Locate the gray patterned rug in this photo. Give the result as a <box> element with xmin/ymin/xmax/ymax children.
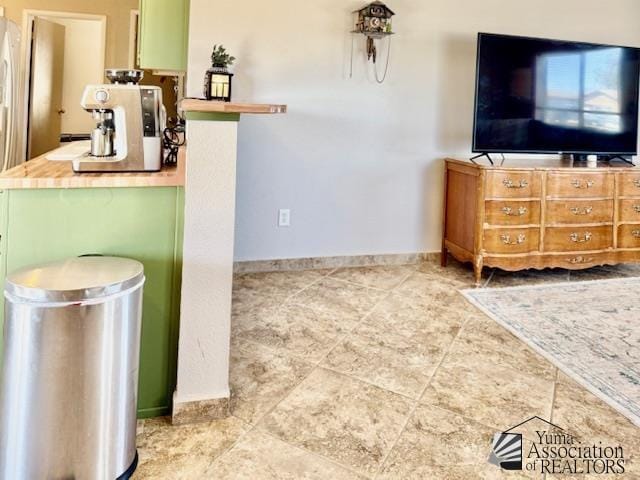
<box><xmin>462</xmin><ymin>278</ymin><xmax>640</xmax><ymax>427</ymax></box>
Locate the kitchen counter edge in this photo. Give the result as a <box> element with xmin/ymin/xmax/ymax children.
<box><xmin>0</xmin><ymin>148</ymin><xmax>185</xmax><ymax>189</ymax></box>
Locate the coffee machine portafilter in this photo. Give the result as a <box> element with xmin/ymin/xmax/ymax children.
<box><xmin>90</xmin><ymin>110</ymin><xmax>115</xmax><ymax>157</ymax></box>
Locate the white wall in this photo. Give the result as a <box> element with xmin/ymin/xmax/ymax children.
<box><xmin>45</xmin><ymin>17</ymin><xmax>103</xmax><ymax>134</ymax></box>
<box><xmin>187</xmin><ymin>0</ymin><xmax>640</xmax><ymax>262</ymax></box>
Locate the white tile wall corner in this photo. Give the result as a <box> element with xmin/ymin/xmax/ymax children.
<box><xmin>174</xmin><ymin>119</ymin><xmax>238</xmax><ymax>404</ymax></box>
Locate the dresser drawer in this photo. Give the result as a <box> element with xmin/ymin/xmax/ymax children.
<box><xmin>546</xmin><ymin>199</ymin><xmax>613</xmax><ymax>224</ymax></box>
<box><xmin>483</xmin><ymin>228</ymin><xmax>540</xmax><ymax>254</ymax></box>
<box><xmin>484</xmin><ymin>201</ymin><xmax>540</xmax><ymax>226</ymax></box>
<box><xmin>619</xmin><ymin>199</ymin><xmax>640</xmax><ymax>222</ymax></box>
<box><xmin>618</xmin><ymin>172</ymin><xmax>640</xmax><ymax>197</ymax></box>
<box><xmin>485</xmin><ymin>171</ymin><xmax>541</xmax><ymax>198</ymax></box>
<box><xmin>484</xmin><ymin>252</ymin><xmax>616</xmax><ymax>270</ymax></box>
<box><xmin>544</xmin><ymin>226</ymin><xmax>612</xmax><ymax>252</ymax></box>
<box><xmin>546</xmin><ymin>172</ymin><xmax>613</xmax><ymax>198</ymax></box>
<box><xmin>617</xmin><ymin>225</ymin><xmax>640</xmax><ymax>249</ymax></box>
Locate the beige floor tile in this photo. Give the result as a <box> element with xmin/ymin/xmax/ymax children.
<box><xmin>137</xmin><ymin>265</ymin><xmax>636</xmax><ymax>478</ymax></box>
<box><xmin>487</xmin><ymin>268</ymin><xmax>569</xmax><ymax>287</ymax></box>
<box><xmin>377</xmin><ymin>404</ymin><xmax>530</xmax><ymax>480</ymax></box>
<box><xmin>552</xmin><ymin>381</ymin><xmax>639</xmax><ymax>453</ymax></box>
<box><xmin>394</xmin><ymin>271</ymin><xmax>470</xmax><ymax>306</ymax></box>
<box><xmin>420</xmin><ymin>355</ymin><xmax>555</xmax><ymax>429</ymax></box>
<box><xmin>555</xmin><ymin>370</ymin><xmax>580</xmax><ymax>387</ymax></box>
<box><xmin>258</xmin><ymin>368</ymin><xmax>414</xmax><ymax>475</ymax></box>
<box><xmin>205</xmin><ymin>430</ymin><xmax>366</xmax><ymax>479</ymax></box>
<box><xmin>328</xmin><ymin>264</ymin><xmax>415</xmax><ymax>290</ymax></box>
<box><xmin>233</xmin><ymin>270</ymin><xmax>323</xmax><ymax>294</ymax></box>
<box><xmin>321</xmin><ymin>336</ymin><xmax>436</xmax><ymax>400</ymax></box>
<box><xmin>452</xmin><ymin>316</ymin><xmax>557</xmax><ymax>380</ymax></box>
<box><xmin>363</xmin><ymin>292</ymin><xmax>469</xmax><ymax>335</ymax></box>
<box><xmin>546</xmin><ymin>380</ymin><xmax>639</xmax><ymax>479</ymax></box>
<box><xmin>231</xmin><ymin>271</ymin><xmax>322</xmax><ymax>316</ymax></box>
<box><xmin>133</xmin><ymin>416</ymin><xmax>248</xmax><ymax>479</ymax></box>
<box><xmin>416</xmin><ymin>256</ymin><xmax>485</xmax><ymax>287</ymax></box>
<box><xmin>547</xmin><ymin>474</ymin><xmax>625</xmax><ymax>479</ymax></box>
<box><xmin>231</xmin><ymin>270</ymin><xmax>325</xmax><ymax>324</ymax></box>
<box><xmin>233</xmin><ymin>302</ymin><xmax>355</xmax><ymax>363</ymax></box>
<box><xmin>383</xmin><ymin>289</ymin><xmax>474</xmax><ymax>325</ymax></box>
<box><xmin>290</xmin><ymin>277</ymin><xmax>389</xmax><ymax>323</ymax></box>
<box><xmin>230</xmin><ymin>340</ymin><xmax>314</xmax><ymax>424</ymax></box>
<box><xmin>231</xmin><ymin>291</ymin><xmax>279</xmax><ymax>324</ymax></box>
<box><xmin>321</xmin><ymin>294</ymin><xmax>463</xmax><ymax>398</ymax></box>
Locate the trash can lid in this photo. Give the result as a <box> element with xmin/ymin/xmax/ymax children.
<box><xmin>5</xmin><ymin>256</ymin><xmax>144</xmax><ymax>303</ymax></box>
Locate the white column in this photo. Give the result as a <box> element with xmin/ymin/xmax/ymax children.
<box><xmin>173</xmin><ymin>117</ymin><xmax>238</xmax><ymax>420</ymax></box>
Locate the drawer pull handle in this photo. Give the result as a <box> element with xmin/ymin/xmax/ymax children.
<box><xmin>566</xmin><ymin>256</ymin><xmax>594</xmax><ymax>265</ymax></box>
<box><xmin>502</xmin><ymin>179</ymin><xmax>529</xmax><ymax>189</ymax></box>
<box><xmin>569</xmin><ymin>206</ymin><xmax>593</xmax><ymax>216</ymax></box>
<box><xmin>571</xmin><ymin>179</ymin><xmax>595</xmax><ymax>189</ymax></box>
<box><xmin>569</xmin><ymin>232</ymin><xmax>592</xmax><ymax>243</ymax></box>
<box><xmin>634</xmin><ymin>205</ymin><xmax>640</xmax><ymax>213</ymax></box>
<box><xmin>500</xmin><ymin>233</ymin><xmax>526</xmax><ymax>245</ymax></box>
<box><xmin>502</xmin><ymin>206</ymin><xmax>528</xmax><ymax>217</ymax></box>
<box><xmin>633</xmin><ymin>179</ymin><xmax>640</xmax><ymax>188</ymax></box>
<box><xmin>632</xmin><ymin>230</ymin><xmax>640</xmax><ymax>238</ymax></box>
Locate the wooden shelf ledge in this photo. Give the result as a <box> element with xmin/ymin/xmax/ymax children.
<box><xmin>180</xmin><ymin>98</ymin><xmax>287</xmax><ymax>114</ymax></box>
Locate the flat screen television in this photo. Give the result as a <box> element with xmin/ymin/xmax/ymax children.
<box><xmin>473</xmin><ymin>33</ymin><xmax>640</xmax><ymax>156</ymax></box>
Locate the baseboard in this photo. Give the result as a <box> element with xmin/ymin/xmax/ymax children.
<box><xmin>234</xmin><ymin>251</ymin><xmax>441</xmax><ymax>274</ymax></box>
<box><xmin>171</xmin><ymin>394</ymin><xmax>230</xmax><ymax>425</ymax></box>
<box><xmin>137</xmin><ymin>405</ymin><xmax>170</xmax><ymax>419</ymax></box>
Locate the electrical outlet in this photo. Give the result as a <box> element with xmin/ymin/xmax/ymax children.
<box><xmin>278</xmin><ymin>209</ymin><xmax>291</xmax><ymax>227</ymax></box>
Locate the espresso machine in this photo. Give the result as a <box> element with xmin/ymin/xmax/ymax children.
<box><xmin>73</xmin><ymin>69</ymin><xmax>164</xmax><ymax>172</ymax></box>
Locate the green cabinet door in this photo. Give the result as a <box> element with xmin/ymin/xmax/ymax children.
<box><xmin>0</xmin><ymin>187</ymin><xmax>183</xmax><ymax>418</ymax></box>
<box><xmin>138</xmin><ymin>0</ymin><xmax>190</xmax><ymax>71</ymax></box>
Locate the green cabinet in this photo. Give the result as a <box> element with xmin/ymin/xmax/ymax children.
<box><xmin>138</xmin><ymin>0</ymin><xmax>190</xmax><ymax>71</ymax></box>
<box><xmin>0</xmin><ymin>187</ymin><xmax>184</xmax><ymax>418</ymax></box>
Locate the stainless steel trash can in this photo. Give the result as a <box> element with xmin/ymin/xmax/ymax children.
<box><xmin>0</xmin><ymin>256</ymin><xmax>145</xmax><ymax>480</ymax></box>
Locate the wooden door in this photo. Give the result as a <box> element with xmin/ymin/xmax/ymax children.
<box><xmin>27</xmin><ymin>18</ymin><xmax>65</xmax><ymax>159</ymax></box>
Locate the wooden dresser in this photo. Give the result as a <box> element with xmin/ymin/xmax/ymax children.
<box><xmin>442</xmin><ymin>158</ymin><xmax>640</xmax><ymax>283</ymax></box>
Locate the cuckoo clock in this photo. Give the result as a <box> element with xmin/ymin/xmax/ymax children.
<box><xmin>351</xmin><ymin>1</ymin><xmax>395</xmax><ymax>83</ymax></box>
<box><xmin>354</xmin><ymin>1</ymin><xmax>394</xmax><ymax>37</ymax></box>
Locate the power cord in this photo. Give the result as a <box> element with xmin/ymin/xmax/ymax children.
<box><xmin>163</xmin><ymin>116</ymin><xmax>185</xmax><ymax>165</ymax></box>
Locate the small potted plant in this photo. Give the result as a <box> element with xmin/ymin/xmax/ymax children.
<box><xmin>204</xmin><ymin>44</ymin><xmax>236</xmax><ymax>102</ymax></box>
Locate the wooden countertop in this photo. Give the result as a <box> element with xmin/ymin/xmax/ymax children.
<box><xmin>181</xmin><ymin>98</ymin><xmax>287</xmax><ymax>114</ymax></box>
<box><xmin>0</xmin><ymin>148</ymin><xmax>185</xmax><ymax>189</ymax></box>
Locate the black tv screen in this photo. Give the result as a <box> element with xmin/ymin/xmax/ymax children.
<box><xmin>473</xmin><ymin>33</ymin><xmax>640</xmax><ymax>155</ymax></box>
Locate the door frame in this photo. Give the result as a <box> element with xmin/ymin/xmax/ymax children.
<box><xmin>19</xmin><ymin>10</ymin><xmax>106</xmax><ymax>162</ymax></box>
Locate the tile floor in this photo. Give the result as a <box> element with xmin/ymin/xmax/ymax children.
<box><xmin>133</xmin><ymin>259</ymin><xmax>640</xmax><ymax>479</ymax></box>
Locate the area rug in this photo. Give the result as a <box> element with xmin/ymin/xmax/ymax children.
<box><xmin>461</xmin><ymin>278</ymin><xmax>640</xmax><ymax>427</ymax></box>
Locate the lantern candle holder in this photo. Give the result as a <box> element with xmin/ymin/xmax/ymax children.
<box><xmin>204</xmin><ymin>68</ymin><xmax>234</xmax><ymax>102</ymax></box>
<box><xmin>203</xmin><ymin>45</ymin><xmax>236</xmax><ymax>102</ymax></box>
